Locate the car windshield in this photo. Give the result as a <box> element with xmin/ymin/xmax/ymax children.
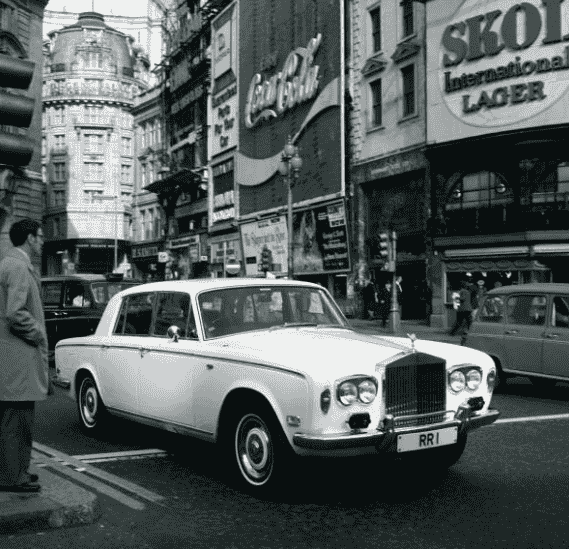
<box><xmin>198</xmin><ymin>285</ymin><xmax>348</xmax><ymax>339</ymax></box>
<box><xmin>90</xmin><ymin>282</ymin><xmax>141</xmax><ymax>305</ymax></box>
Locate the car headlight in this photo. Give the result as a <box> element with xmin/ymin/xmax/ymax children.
<box><xmin>358</xmin><ymin>379</ymin><xmax>377</xmax><ymax>404</ymax></box>
<box><xmin>466</xmin><ymin>369</ymin><xmax>482</xmax><ymax>391</ymax></box>
<box><xmin>338</xmin><ymin>381</ymin><xmax>358</xmax><ymax>406</ymax></box>
<box><xmin>449</xmin><ymin>370</ymin><xmax>466</xmax><ymax>393</ymax></box>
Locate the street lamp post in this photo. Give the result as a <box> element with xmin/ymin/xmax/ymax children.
<box><xmin>278</xmin><ymin>136</ymin><xmax>302</xmax><ymax>280</ymax></box>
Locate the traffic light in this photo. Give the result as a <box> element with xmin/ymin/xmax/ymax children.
<box><xmin>260</xmin><ymin>246</ymin><xmax>273</xmax><ymax>272</ymax></box>
<box><xmin>378</xmin><ymin>232</ymin><xmax>390</xmax><ymax>259</ymax></box>
<box><xmin>0</xmin><ymin>53</ymin><xmax>36</xmax><ymax>167</ymax></box>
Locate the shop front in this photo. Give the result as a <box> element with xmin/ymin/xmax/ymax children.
<box><xmin>355</xmin><ymin>149</ymin><xmax>429</xmax><ymax>320</ymax></box>
<box><xmin>168</xmin><ymin>234</ymin><xmax>208</xmax><ymax>279</ymax></box>
<box><xmin>209</xmin><ymin>233</ymin><xmax>243</xmax><ymax>278</ymax></box>
<box><xmin>426</xmin><ymin>0</ymin><xmax>569</xmax><ymax>327</ymax></box>
<box><xmin>131</xmin><ymin>242</ymin><xmax>161</xmax><ymax>281</ymax></box>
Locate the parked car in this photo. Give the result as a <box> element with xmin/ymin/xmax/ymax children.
<box><xmin>41</xmin><ymin>273</ymin><xmax>143</xmax><ymax>365</ymax></box>
<box><xmin>54</xmin><ymin>278</ymin><xmax>499</xmax><ymax>494</ymax></box>
<box><xmin>467</xmin><ymin>283</ymin><xmax>569</xmax><ymax>388</ymax></box>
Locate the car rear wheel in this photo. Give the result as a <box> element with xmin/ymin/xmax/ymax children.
<box><xmin>77</xmin><ymin>375</ymin><xmax>106</xmax><ymax>434</ymax></box>
<box><xmin>225</xmin><ymin>404</ymin><xmax>294</xmax><ymax>495</ymax></box>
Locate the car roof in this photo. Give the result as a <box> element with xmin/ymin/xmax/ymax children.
<box><xmin>487</xmin><ymin>283</ymin><xmax>569</xmax><ymax>295</ymax></box>
<box><xmin>114</xmin><ymin>277</ymin><xmax>324</xmax><ymax>297</ymax></box>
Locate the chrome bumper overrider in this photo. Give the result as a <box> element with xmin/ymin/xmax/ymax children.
<box><xmin>292</xmin><ymin>405</ymin><xmax>500</xmax><ymax>451</ymax></box>
<box><xmin>52</xmin><ymin>377</ymin><xmax>71</xmax><ymax>390</ymax></box>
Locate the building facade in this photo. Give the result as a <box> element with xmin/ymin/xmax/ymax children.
<box><xmin>235</xmin><ymin>0</ymin><xmax>350</xmax><ymax>307</ymax></box>
<box><xmin>0</xmin><ymin>0</ymin><xmax>49</xmax><ymax>273</ymax></box>
<box><xmin>42</xmin><ymin>12</ymin><xmax>149</xmax><ymax>275</ymax></box>
<box><xmin>350</xmin><ymin>0</ymin><xmax>430</xmax><ymax>320</ymax></box>
<box><xmin>426</xmin><ymin>0</ymin><xmax>569</xmax><ymax>327</ymax></box>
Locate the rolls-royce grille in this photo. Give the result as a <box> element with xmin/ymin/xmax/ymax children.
<box><xmin>384</xmin><ymin>354</ymin><xmax>446</xmax><ymax>428</ymax></box>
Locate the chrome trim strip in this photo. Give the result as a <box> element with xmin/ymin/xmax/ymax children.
<box><xmin>292</xmin><ymin>408</ymin><xmax>500</xmax><ymax>450</ymax></box>
<box><xmin>107</xmin><ymin>407</ymin><xmax>215</xmax><ymax>442</ymax></box>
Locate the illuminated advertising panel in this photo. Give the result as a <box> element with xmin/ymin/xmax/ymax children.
<box><xmin>427</xmin><ymin>0</ymin><xmax>569</xmax><ymax>143</ymax></box>
<box><xmin>236</xmin><ymin>0</ymin><xmax>344</xmax><ymax>216</ymax></box>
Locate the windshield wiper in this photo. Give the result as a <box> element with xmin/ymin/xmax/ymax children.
<box><xmin>268</xmin><ymin>322</ymin><xmax>318</xmax><ymax>331</ymax></box>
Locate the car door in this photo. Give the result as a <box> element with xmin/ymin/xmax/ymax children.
<box><xmin>502</xmin><ymin>293</ymin><xmax>546</xmax><ymax>375</ymax></box>
<box><xmin>60</xmin><ymin>280</ymin><xmax>98</xmax><ymax>341</ymax></box>
<box><xmin>467</xmin><ymin>294</ymin><xmax>506</xmax><ymax>361</ymax></box>
<box><xmin>137</xmin><ymin>291</ymin><xmax>201</xmax><ymax>427</ymax></box>
<box><xmin>96</xmin><ymin>292</ymin><xmax>155</xmax><ymax>413</ymax></box>
<box><xmin>542</xmin><ymin>294</ymin><xmax>569</xmax><ymax>379</ymax></box>
<box><xmin>41</xmin><ymin>280</ymin><xmax>64</xmax><ymax>363</ymax></box>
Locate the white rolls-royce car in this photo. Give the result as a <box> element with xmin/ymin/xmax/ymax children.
<box><xmin>54</xmin><ymin>279</ymin><xmax>499</xmax><ymax>494</ymax></box>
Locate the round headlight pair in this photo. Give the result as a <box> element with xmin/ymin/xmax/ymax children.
<box><xmin>338</xmin><ymin>379</ymin><xmax>377</xmax><ymax>406</ymax></box>
<box><xmin>449</xmin><ymin>368</ymin><xmax>482</xmax><ymax>393</ymax></box>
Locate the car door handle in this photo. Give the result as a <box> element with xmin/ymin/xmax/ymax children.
<box><xmin>505</xmin><ymin>330</ymin><xmax>518</xmax><ymax>335</ymax></box>
<box><xmin>546</xmin><ymin>333</ymin><xmax>560</xmax><ymax>339</ymax></box>
<box><xmin>139</xmin><ymin>347</ymin><xmax>150</xmax><ymax>357</ymax></box>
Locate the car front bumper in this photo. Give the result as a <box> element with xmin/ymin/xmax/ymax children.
<box><xmin>292</xmin><ymin>404</ymin><xmax>500</xmax><ymax>451</ymax></box>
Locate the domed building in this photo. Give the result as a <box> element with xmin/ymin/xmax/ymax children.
<box><xmin>42</xmin><ymin>12</ymin><xmax>149</xmax><ymax>275</ymax></box>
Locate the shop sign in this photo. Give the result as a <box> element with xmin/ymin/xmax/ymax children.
<box><xmin>212</xmin><ymin>207</ymin><xmax>235</xmax><ymax>223</ymax></box>
<box><xmin>244</xmin><ymin>34</ymin><xmax>321</xmax><ymax>129</ymax></box>
<box><xmin>158</xmin><ymin>251</ymin><xmax>169</xmax><ymax>263</ymax></box>
<box><xmin>366</xmin><ymin>152</ymin><xmax>425</xmax><ymax>182</ymax></box>
<box><xmin>210</xmin><ymin>239</ymin><xmax>239</xmax><ymax>264</ymax></box>
<box><xmin>132</xmin><ymin>245</ymin><xmax>158</xmax><ymax>259</ymax></box>
<box><xmin>241</xmin><ymin>216</ymin><xmax>288</xmax><ymax>276</ymax></box>
<box><xmin>170</xmin><ymin>235</ymin><xmax>199</xmax><ymax>249</ymax></box>
<box><xmin>189</xmin><ymin>244</ymin><xmax>200</xmax><ymax>262</ymax></box>
<box><xmin>430</xmin><ymin>0</ymin><xmax>569</xmax><ymax>136</ymax></box>
<box><xmin>212</xmin><ymin>3</ymin><xmax>235</xmax><ymax>79</ymax></box>
<box><xmin>213</xmin><ymin>189</ymin><xmax>235</xmax><ymax>223</ymax></box>
<box><xmin>212</xmin><ymin>91</ymin><xmax>237</xmax><ymax>155</ymax></box>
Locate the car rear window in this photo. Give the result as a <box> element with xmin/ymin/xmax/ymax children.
<box><xmin>42</xmin><ymin>282</ymin><xmax>63</xmax><ymax>306</ymax></box>
<box><xmin>506</xmin><ymin>294</ymin><xmax>547</xmax><ymax>326</ymax></box>
<box><xmin>478</xmin><ymin>295</ymin><xmax>504</xmax><ymax>323</ymax></box>
<box><xmin>91</xmin><ymin>282</ymin><xmax>140</xmax><ymax>304</ymax></box>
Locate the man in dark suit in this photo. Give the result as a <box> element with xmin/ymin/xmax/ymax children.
<box><xmin>0</xmin><ymin>219</ymin><xmax>49</xmax><ymax>492</ymax></box>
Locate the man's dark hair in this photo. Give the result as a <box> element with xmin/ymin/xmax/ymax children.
<box><xmin>9</xmin><ymin>218</ymin><xmax>41</xmax><ymax>247</ymax></box>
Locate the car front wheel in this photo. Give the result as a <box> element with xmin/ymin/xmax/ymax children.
<box><xmin>77</xmin><ymin>375</ymin><xmax>106</xmax><ymax>434</ymax></box>
<box><xmin>228</xmin><ymin>406</ymin><xmax>293</xmax><ymax>495</ymax></box>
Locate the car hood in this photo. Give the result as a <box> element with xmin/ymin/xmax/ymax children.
<box><xmin>205</xmin><ymin>328</ymin><xmax>472</xmax><ymax>380</ymax></box>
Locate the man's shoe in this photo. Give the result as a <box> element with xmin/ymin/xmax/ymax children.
<box><xmin>0</xmin><ymin>482</ymin><xmax>41</xmax><ymax>493</ymax></box>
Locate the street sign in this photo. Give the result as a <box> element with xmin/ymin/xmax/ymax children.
<box><xmin>225</xmin><ymin>260</ymin><xmax>240</xmax><ymax>275</ymax></box>
<box><xmin>158</xmin><ymin>251</ymin><xmax>169</xmax><ymax>263</ymax></box>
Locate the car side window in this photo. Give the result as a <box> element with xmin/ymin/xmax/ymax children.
<box><xmin>113</xmin><ymin>293</ymin><xmax>155</xmax><ymax>336</ymax></box>
<box><xmin>552</xmin><ymin>296</ymin><xmax>569</xmax><ymax>328</ymax></box>
<box><xmin>42</xmin><ymin>282</ymin><xmax>63</xmax><ymax>306</ymax></box>
<box><xmin>478</xmin><ymin>296</ymin><xmax>504</xmax><ymax>323</ymax></box>
<box><xmin>64</xmin><ymin>282</ymin><xmax>91</xmax><ymax>308</ymax></box>
<box><xmin>152</xmin><ymin>292</ymin><xmax>191</xmax><ymax>338</ymax></box>
<box><xmin>506</xmin><ymin>294</ymin><xmax>547</xmax><ymax>326</ymax></box>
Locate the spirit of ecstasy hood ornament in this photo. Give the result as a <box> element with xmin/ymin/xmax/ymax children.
<box><xmin>407</xmin><ymin>333</ymin><xmax>417</xmax><ymax>352</ymax></box>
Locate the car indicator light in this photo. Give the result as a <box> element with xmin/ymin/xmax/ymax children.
<box><xmin>320</xmin><ymin>389</ymin><xmax>331</xmax><ymax>414</ymax></box>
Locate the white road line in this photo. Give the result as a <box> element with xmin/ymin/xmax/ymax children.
<box><xmin>33</xmin><ymin>442</ymin><xmax>166</xmax><ymax>505</ymax></box>
<box><xmin>71</xmin><ymin>449</ymin><xmax>167</xmax><ymax>461</ymax></box>
<box><xmin>495</xmin><ymin>412</ymin><xmax>569</xmax><ymax>424</ymax></box>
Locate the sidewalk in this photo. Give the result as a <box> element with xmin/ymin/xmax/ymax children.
<box><xmin>0</xmin><ymin>462</ymin><xmax>100</xmax><ymax>534</ymax></box>
<box><xmin>348</xmin><ymin>317</ymin><xmax>460</xmax><ymax>345</ymax></box>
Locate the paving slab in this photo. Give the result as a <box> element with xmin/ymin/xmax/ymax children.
<box><xmin>0</xmin><ymin>465</ymin><xmax>100</xmax><ymax>534</ymax></box>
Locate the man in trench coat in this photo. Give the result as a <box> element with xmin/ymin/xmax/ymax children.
<box><xmin>0</xmin><ymin>218</ymin><xmax>49</xmax><ymax>492</ymax></box>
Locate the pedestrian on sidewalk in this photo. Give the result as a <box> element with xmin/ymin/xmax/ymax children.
<box><xmin>377</xmin><ymin>281</ymin><xmax>392</xmax><ymax>328</ymax></box>
<box><xmin>0</xmin><ymin>219</ymin><xmax>50</xmax><ymax>493</ymax></box>
<box><xmin>362</xmin><ymin>278</ymin><xmax>378</xmax><ymax>320</ymax></box>
<box><xmin>449</xmin><ymin>279</ymin><xmax>473</xmax><ymax>345</ymax></box>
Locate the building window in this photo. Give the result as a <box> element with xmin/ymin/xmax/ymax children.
<box><xmin>154</xmin><ymin>209</ymin><xmax>161</xmax><ymax>238</ymax></box>
<box><xmin>0</xmin><ymin>3</ymin><xmax>15</xmax><ymax>29</ymax></box>
<box><xmin>84</xmin><ymin>162</ymin><xmax>104</xmax><ymax>181</ymax></box>
<box><xmin>401</xmin><ymin>0</ymin><xmax>414</xmax><ymax>38</ymax></box>
<box><xmin>84</xmin><ymin>190</ymin><xmax>103</xmax><ymax>201</ymax></box>
<box><xmin>139</xmin><ymin>211</ymin><xmax>146</xmax><ymax>241</ymax></box>
<box><xmin>42</xmin><ymin>136</ymin><xmax>47</xmax><ymax>156</ymax></box>
<box><xmin>52</xmin><ymin>106</ymin><xmax>65</xmax><ymax>125</ymax></box>
<box><xmin>85</xmin><ymin>105</ymin><xmax>102</xmax><ymax>123</ymax></box>
<box><xmin>53</xmin><ymin>217</ymin><xmax>60</xmax><ymax>237</ymax></box>
<box><xmin>54</xmin><ymin>134</ymin><xmax>65</xmax><ymax>148</ymax></box>
<box><xmin>121</xmin><ymin>164</ymin><xmax>132</xmax><ymax>183</ymax></box>
<box><xmin>84</xmin><ymin>133</ymin><xmax>103</xmax><ymax>154</ymax></box>
<box><xmin>122</xmin><ymin>136</ymin><xmax>132</xmax><ymax>155</ymax></box>
<box><xmin>139</xmin><ymin>124</ymin><xmax>146</xmax><ymax>148</ymax></box>
<box><xmin>370</xmin><ymin>7</ymin><xmax>381</xmax><ymax>52</ymax></box>
<box><xmin>370</xmin><ymin>79</ymin><xmax>382</xmax><ymax>127</ymax></box>
<box><xmin>401</xmin><ymin>64</ymin><xmax>416</xmax><ymax>118</ymax></box>
<box><xmin>156</xmin><ymin>120</ymin><xmax>162</xmax><ymax>144</ymax></box>
<box><xmin>53</xmin><ymin>162</ymin><xmax>66</xmax><ymax>181</ymax></box>
<box><xmin>141</xmin><ymin>162</ymin><xmax>148</xmax><ymax>188</ymax></box>
<box><xmin>52</xmin><ymin>190</ymin><xmax>66</xmax><ymax>206</ymax></box>
<box><xmin>84</xmin><ymin>51</ymin><xmax>102</xmax><ymax>69</ymax></box>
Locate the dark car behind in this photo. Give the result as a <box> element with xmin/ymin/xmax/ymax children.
<box><xmin>41</xmin><ymin>273</ymin><xmax>143</xmax><ymax>366</ymax></box>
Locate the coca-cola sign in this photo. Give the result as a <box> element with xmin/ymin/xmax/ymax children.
<box><xmin>244</xmin><ymin>34</ymin><xmax>321</xmax><ymax>129</ymax></box>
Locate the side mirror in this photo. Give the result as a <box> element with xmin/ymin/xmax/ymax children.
<box><xmin>167</xmin><ymin>325</ymin><xmax>180</xmax><ymax>342</ymax></box>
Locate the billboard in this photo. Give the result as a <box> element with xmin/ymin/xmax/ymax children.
<box><xmin>427</xmin><ymin>0</ymin><xmax>569</xmax><ymax>144</ymax></box>
<box><xmin>236</xmin><ymin>0</ymin><xmax>344</xmax><ymax>216</ymax></box>
<box><xmin>241</xmin><ymin>216</ymin><xmax>288</xmax><ymax>277</ymax></box>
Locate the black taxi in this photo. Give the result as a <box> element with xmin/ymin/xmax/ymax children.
<box><xmin>41</xmin><ymin>273</ymin><xmax>143</xmax><ymax>365</ymax></box>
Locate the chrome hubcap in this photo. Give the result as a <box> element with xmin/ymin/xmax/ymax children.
<box><xmin>236</xmin><ymin>415</ymin><xmax>273</xmax><ymax>485</ymax></box>
<box><xmin>81</xmin><ymin>383</ymin><xmax>98</xmax><ymax>425</ymax></box>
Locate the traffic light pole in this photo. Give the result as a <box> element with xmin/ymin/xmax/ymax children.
<box><xmin>389</xmin><ymin>230</ymin><xmax>401</xmax><ymax>334</ymax></box>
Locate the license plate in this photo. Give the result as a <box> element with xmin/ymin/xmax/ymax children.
<box><xmin>397</xmin><ymin>426</ymin><xmax>458</xmax><ymax>453</ymax></box>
